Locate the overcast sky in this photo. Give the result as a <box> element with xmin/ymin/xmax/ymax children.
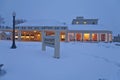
<box><xmin>0</xmin><ymin>0</ymin><xmax>120</xmax><ymax>33</ymax></box>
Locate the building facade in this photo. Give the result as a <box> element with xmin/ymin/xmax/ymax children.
<box><xmin>72</xmin><ymin>16</ymin><xmax>98</xmax><ymax>25</ymax></box>
<box><xmin>0</xmin><ymin>17</ymin><xmax>112</xmax><ymax>42</ymax></box>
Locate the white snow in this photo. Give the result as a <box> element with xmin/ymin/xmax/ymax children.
<box><xmin>16</xmin><ymin>19</ymin><xmax>66</xmax><ymax>27</ymax></box>
<box><xmin>0</xmin><ymin>40</ymin><xmax>120</xmax><ymax>80</ymax></box>
<box><xmin>68</xmin><ymin>24</ymin><xmax>111</xmax><ymax>31</ymax></box>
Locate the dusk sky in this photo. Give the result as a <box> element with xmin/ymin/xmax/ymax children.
<box><xmin>0</xmin><ymin>0</ymin><xmax>120</xmax><ymax>33</ymax></box>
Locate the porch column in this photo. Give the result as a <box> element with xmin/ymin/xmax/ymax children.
<box><xmin>90</xmin><ymin>33</ymin><xmax>92</xmax><ymax>41</ymax></box>
<box><xmin>97</xmin><ymin>33</ymin><xmax>99</xmax><ymax>42</ymax></box>
<box><xmin>42</xmin><ymin>31</ymin><xmax>46</xmax><ymax>51</ymax></box>
<box><xmin>29</xmin><ymin>32</ymin><xmax>31</xmax><ymax>40</ymax></box>
<box><xmin>98</xmin><ymin>33</ymin><xmax>101</xmax><ymax>42</ymax></box>
<box><xmin>109</xmin><ymin>34</ymin><xmax>112</xmax><ymax>42</ymax></box>
<box><xmin>106</xmin><ymin>33</ymin><xmax>109</xmax><ymax>42</ymax></box>
<box><xmin>18</xmin><ymin>31</ymin><xmax>21</xmax><ymax>41</ymax></box>
<box><xmin>65</xmin><ymin>31</ymin><xmax>68</xmax><ymax>42</ymax></box>
<box><xmin>82</xmin><ymin>32</ymin><xmax>84</xmax><ymax>41</ymax></box>
<box><xmin>74</xmin><ymin>33</ymin><xmax>76</xmax><ymax>41</ymax></box>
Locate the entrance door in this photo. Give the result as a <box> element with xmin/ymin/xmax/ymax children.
<box><xmin>76</xmin><ymin>33</ymin><xmax>81</xmax><ymax>41</ymax></box>
<box><xmin>84</xmin><ymin>33</ymin><xmax>90</xmax><ymax>41</ymax></box>
<box><xmin>101</xmin><ymin>34</ymin><xmax>106</xmax><ymax>41</ymax></box>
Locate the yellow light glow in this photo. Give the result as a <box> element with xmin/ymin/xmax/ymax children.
<box><xmin>92</xmin><ymin>34</ymin><xmax>94</xmax><ymax>37</ymax></box>
<box><xmin>21</xmin><ymin>36</ymin><xmax>25</xmax><ymax>38</ymax></box>
<box><xmin>83</xmin><ymin>22</ymin><xmax>87</xmax><ymax>24</ymax></box>
<box><xmin>84</xmin><ymin>33</ymin><xmax>90</xmax><ymax>41</ymax></box>
<box><xmin>26</xmin><ymin>36</ymin><xmax>29</xmax><ymax>38</ymax></box>
<box><xmin>34</xmin><ymin>31</ymin><xmax>36</xmax><ymax>32</ymax></box>
<box><xmin>61</xmin><ymin>35</ymin><xmax>65</xmax><ymax>39</ymax></box>
<box><xmin>15</xmin><ymin>36</ymin><xmax>18</xmax><ymax>38</ymax></box>
<box><xmin>38</xmin><ymin>34</ymin><xmax>40</xmax><ymax>36</ymax></box>
<box><xmin>31</xmin><ymin>36</ymin><xmax>34</xmax><ymax>38</ymax></box>
<box><xmin>15</xmin><ymin>30</ymin><xmax>17</xmax><ymax>32</ymax></box>
<box><xmin>76</xmin><ymin>21</ymin><xmax>79</xmax><ymax>24</ymax></box>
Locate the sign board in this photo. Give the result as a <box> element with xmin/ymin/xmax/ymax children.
<box><xmin>42</xmin><ymin>31</ymin><xmax>60</xmax><ymax>59</ymax></box>
<box><xmin>44</xmin><ymin>36</ymin><xmax>55</xmax><ymax>47</ymax></box>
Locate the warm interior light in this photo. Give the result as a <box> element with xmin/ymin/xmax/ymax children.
<box><xmin>26</xmin><ymin>36</ymin><xmax>29</xmax><ymax>38</ymax></box>
<box><xmin>83</xmin><ymin>22</ymin><xmax>87</xmax><ymax>24</ymax></box>
<box><xmin>15</xmin><ymin>30</ymin><xmax>17</xmax><ymax>32</ymax></box>
<box><xmin>76</xmin><ymin>33</ymin><xmax>81</xmax><ymax>41</ymax></box>
<box><xmin>21</xmin><ymin>36</ymin><xmax>25</xmax><ymax>38</ymax></box>
<box><xmin>61</xmin><ymin>35</ymin><xmax>65</xmax><ymax>39</ymax></box>
<box><xmin>76</xmin><ymin>21</ymin><xmax>79</xmax><ymax>24</ymax></box>
<box><xmin>34</xmin><ymin>31</ymin><xmax>36</xmax><ymax>32</ymax></box>
<box><xmin>31</xmin><ymin>36</ymin><xmax>34</xmax><ymax>38</ymax></box>
<box><xmin>84</xmin><ymin>33</ymin><xmax>90</xmax><ymax>41</ymax></box>
<box><xmin>15</xmin><ymin>36</ymin><xmax>18</xmax><ymax>38</ymax></box>
<box><xmin>92</xmin><ymin>33</ymin><xmax>97</xmax><ymax>41</ymax></box>
<box><xmin>38</xmin><ymin>34</ymin><xmax>40</xmax><ymax>36</ymax></box>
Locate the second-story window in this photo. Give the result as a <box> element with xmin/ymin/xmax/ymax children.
<box><xmin>34</xmin><ymin>27</ymin><xmax>39</xmax><ymax>30</ymax></box>
<box><xmin>28</xmin><ymin>27</ymin><xmax>32</xmax><ymax>29</ymax></box>
<box><xmin>21</xmin><ymin>27</ymin><xmax>26</xmax><ymax>29</ymax></box>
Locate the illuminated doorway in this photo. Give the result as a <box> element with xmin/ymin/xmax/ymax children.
<box><xmin>101</xmin><ymin>34</ymin><xmax>106</xmax><ymax>41</ymax></box>
<box><xmin>76</xmin><ymin>33</ymin><xmax>81</xmax><ymax>41</ymax></box>
<box><xmin>68</xmin><ymin>33</ymin><xmax>75</xmax><ymax>41</ymax></box>
<box><xmin>84</xmin><ymin>33</ymin><xmax>90</xmax><ymax>41</ymax></box>
<box><xmin>60</xmin><ymin>32</ymin><xmax>65</xmax><ymax>41</ymax></box>
<box><xmin>92</xmin><ymin>33</ymin><xmax>97</xmax><ymax>41</ymax></box>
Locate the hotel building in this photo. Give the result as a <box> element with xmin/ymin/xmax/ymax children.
<box><xmin>0</xmin><ymin>17</ymin><xmax>112</xmax><ymax>42</ymax></box>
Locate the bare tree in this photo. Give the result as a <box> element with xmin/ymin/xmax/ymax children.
<box><xmin>0</xmin><ymin>16</ymin><xmax>5</xmax><ymax>26</ymax></box>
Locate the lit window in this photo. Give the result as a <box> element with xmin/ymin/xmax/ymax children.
<box><xmin>84</xmin><ymin>33</ymin><xmax>90</xmax><ymax>41</ymax></box>
<box><xmin>83</xmin><ymin>22</ymin><xmax>87</xmax><ymax>24</ymax></box>
<box><xmin>34</xmin><ymin>31</ymin><xmax>36</xmax><ymax>33</ymax></box>
<box><xmin>61</xmin><ymin>35</ymin><xmax>65</xmax><ymax>39</ymax></box>
<box><xmin>76</xmin><ymin>21</ymin><xmax>79</xmax><ymax>24</ymax></box>
<box><xmin>26</xmin><ymin>36</ymin><xmax>29</xmax><ymax>38</ymax></box>
<box><xmin>15</xmin><ymin>36</ymin><xmax>18</xmax><ymax>38</ymax></box>
<box><xmin>15</xmin><ymin>30</ymin><xmax>17</xmax><ymax>32</ymax></box>
<box><xmin>38</xmin><ymin>34</ymin><xmax>40</xmax><ymax>36</ymax></box>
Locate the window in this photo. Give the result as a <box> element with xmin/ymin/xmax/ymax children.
<box><xmin>84</xmin><ymin>33</ymin><xmax>90</xmax><ymax>41</ymax></box>
<box><xmin>15</xmin><ymin>27</ymin><xmax>19</xmax><ymax>29</ymax></box>
<box><xmin>28</xmin><ymin>27</ymin><xmax>32</xmax><ymax>29</ymax></box>
<box><xmin>101</xmin><ymin>34</ymin><xmax>106</xmax><ymax>41</ymax></box>
<box><xmin>34</xmin><ymin>27</ymin><xmax>39</xmax><ymax>29</ymax></box>
<box><xmin>92</xmin><ymin>22</ymin><xmax>95</xmax><ymax>24</ymax></box>
<box><xmin>21</xmin><ymin>27</ymin><xmax>26</xmax><ymax>29</ymax></box>
<box><xmin>76</xmin><ymin>33</ymin><xmax>81</xmax><ymax>41</ymax></box>
<box><xmin>76</xmin><ymin>21</ymin><xmax>79</xmax><ymax>24</ymax></box>
<box><xmin>83</xmin><ymin>22</ymin><xmax>87</xmax><ymax>24</ymax></box>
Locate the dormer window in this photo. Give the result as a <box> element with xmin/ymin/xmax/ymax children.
<box><xmin>76</xmin><ymin>21</ymin><xmax>79</xmax><ymax>24</ymax></box>
<box><xmin>83</xmin><ymin>22</ymin><xmax>87</xmax><ymax>24</ymax></box>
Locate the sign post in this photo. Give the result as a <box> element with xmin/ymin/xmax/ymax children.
<box><xmin>42</xmin><ymin>31</ymin><xmax>60</xmax><ymax>59</ymax></box>
<box><xmin>54</xmin><ymin>31</ymin><xmax>60</xmax><ymax>58</ymax></box>
<box><xmin>42</xmin><ymin>31</ymin><xmax>46</xmax><ymax>51</ymax></box>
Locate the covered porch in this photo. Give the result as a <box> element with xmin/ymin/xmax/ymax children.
<box><xmin>67</xmin><ymin>30</ymin><xmax>112</xmax><ymax>42</ymax></box>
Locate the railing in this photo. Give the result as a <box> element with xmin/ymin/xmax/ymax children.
<box><xmin>0</xmin><ymin>26</ymin><xmax>68</xmax><ymax>31</ymax></box>
<box><xmin>0</xmin><ymin>26</ymin><xmax>12</xmax><ymax>30</ymax></box>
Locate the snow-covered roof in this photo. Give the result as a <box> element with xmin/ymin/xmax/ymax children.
<box><xmin>17</xmin><ymin>20</ymin><xmax>66</xmax><ymax>27</ymax></box>
<box><xmin>68</xmin><ymin>24</ymin><xmax>112</xmax><ymax>31</ymax></box>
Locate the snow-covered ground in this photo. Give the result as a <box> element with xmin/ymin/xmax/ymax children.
<box><xmin>0</xmin><ymin>40</ymin><xmax>120</xmax><ymax>80</ymax></box>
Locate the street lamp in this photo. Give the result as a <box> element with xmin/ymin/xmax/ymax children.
<box><xmin>11</xmin><ymin>11</ymin><xmax>17</xmax><ymax>49</ymax></box>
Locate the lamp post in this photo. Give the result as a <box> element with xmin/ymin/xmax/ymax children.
<box><xmin>11</xmin><ymin>11</ymin><xmax>17</xmax><ymax>49</ymax></box>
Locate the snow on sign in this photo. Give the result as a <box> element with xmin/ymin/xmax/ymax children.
<box><xmin>44</xmin><ymin>36</ymin><xmax>55</xmax><ymax>47</ymax></box>
<box><xmin>42</xmin><ymin>31</ymin><xmax>60</xmax><ymax>59</ymax></box>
